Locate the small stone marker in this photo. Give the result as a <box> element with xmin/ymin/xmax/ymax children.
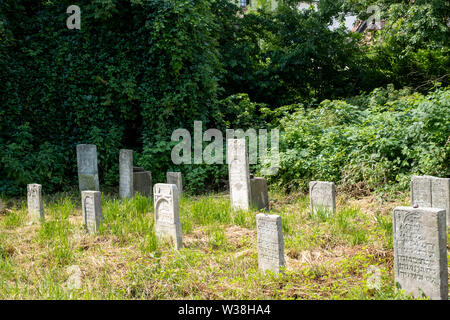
<box><xmin>153</xmin><ymin>183</ymin><xmax>182</xmax><ymax>249</ymax></box>
<box><xmin>256</xmin><ymin>214</ymin><xmax>285</xmax><ymax>273</ymax></box>
<box><xmin>250</xmin><ymin>177</ymin><xmax>269</xmax><ymax>210</ymax></box>
<box><xmin>134</xmin><ymin>170</ymin><xmax>152</xmax><ymax>197</ymax></box>
<box><xmin>309</xmin><ymin>181</ymin><xmax>336</xmax><ymax>214</ymax></box>
<box><xmin>227</xmin><ymin>139</ymin><xmax>251</xmax><ymax>211</ymax></box>
<box><xmin>411</xmin><ymin>175</ymin><xmax>432</xmax><ymax>208</ymax></box>
<box><xmin>411</xmin><ymin>175</ymin><xmax>450</xmax><ymax>226</ymax></box>
<box><xmin>167</xmin><ymin>172</ymin><xmax>182</xmax><ymax>195</ymax></box>
<box><xmin>119</xmin><ymin>149</ymin><xmax>133</xmax><ymax>199</ymax></box>
<box><xmin>76</xmin><ymin>144</ymin><xmax>100</xmax><ymax>192</ymax></box>
<box><xmin>82</xmin><ymin>191</ymin><xmax>102</xmax><ymax>234</ymax></box>
<box><xmin>27</xmin><ymin>184</ymin><xmax>44</xmax><ymax>223</ymax></box>
<box><xmin>393</xmin><ymin>206</ymin><xmax>448</xmax><ymax>300</ymax></box>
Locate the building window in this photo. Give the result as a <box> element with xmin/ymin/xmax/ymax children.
<box><xmin>240</xmin><ymin>0</ymin><xmax>250</xmax><ymax>8</ymax></box>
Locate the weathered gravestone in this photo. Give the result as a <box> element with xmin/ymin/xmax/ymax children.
<box><xmin>411</xmin><ymin>175</ymin><xmax>450</xmax><ymax>226</ymax></box>
<box><xmin>251</xmin><ymin>177</ymin><xmax>269</xmax><ymax>210</ymax></box>
<box><xmin>27</xmin><ymin>184</ymin><xmax>44</xmax><ymax>223</ymax></box>
<box><xmin>167</xmin><ymin>172</ymin><xmax>182</xmax><ymax>195</ymax></box>
<box><xmin>119</xmin><ymin>149</ymin><xmax>133</xmax><ymax>199</ymax></box>
<box><xmin>0</xmin><ymin>199</ymin><xmax>3</xmax><ymax>211</ymax></box>
<box><xmin>309</xmin><ymin>181</ymin><xmax>336</xmax><ymax>214</ymax></box>
<box><xmin>431</xmin><ymin>177</ymin><xmax>450</xmax><ymax>227</ymax></box>
<box><xmin>256</xmin><ymin>214</ymin><xmax>285</xmax><ymax>273</ymax></box>
<box><xmin>76</xmin><ymin>144</ymin><xmax>100</xmax><ymax>192</ymax></box>
<box><xmin>133</xmin><ymin>168</ymin><xmax>152</xmax><ymax>198</ymax></box>
<box><xmin>227</xmin><ymin>139</ymin><xmax>251</xmax><ymax>211</ymax></box>
<box><xmin>82</xmin><ymin>191</ymin><xmax>102</xmax><ymax>234</ymax></box>
<box><xmin>393</xmin><ymin>206</ymin><xmax>448</xmax><ymax>300</ymax></box>
<box><xmin>411</xmin><ymin>175</ymin><xmax>432</xmax><ymax>208</ymax></box>
<box><xmin>153</xmin><ymin>183</ymin><xmax>182</xmax><ymax>249</ymax></box>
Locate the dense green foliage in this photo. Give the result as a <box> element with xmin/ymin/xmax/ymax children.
<box><xmin>0</xmin><ymin>0</ymin><xmax>448</xmax><ymax>196</ymax></box>
<box><xmin>268</xmin><ymin>85</ymin><xmax>450</xmax><ymax>193</ymax></box>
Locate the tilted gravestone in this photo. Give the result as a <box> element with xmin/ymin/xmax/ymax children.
<box><xmin>82</xmin><ymin>191</ymin><xmax>102</xmax><ymax>234</ymax></box>
<box><xmin>133</xmin><ymin>169</ymin><xmax>152</xmax><ymax>198</ymax></box>
<box><xmin>393</xmin><ymin>206</ymin><xmax>448</xmax><ymax>300</ymax></box>
<box><xmin>167</xmin><ymin>172</ymin><xmax>182</xmax><ymax>195</ymax></box>
<box><xmin>76</xmin><ymin>144</ymin><xmax>100</xmax><ymax>192</ymax></box>
<box><xmin>411</xmin><ymin>175</ymin><xmax>450</xmax><ymax>226</ymax></box>
<box><xmin>27</xmin><ymin>184</ymin><xmax>44</xmax><ymax>223</ymax></box>
<box><xmin>256</xmin><ymin>214</ymin><xmax>285</xmax><ymax>273</ymax></box>
<box><xmin>227</xmin><ymin>139</ymin><xmax>251</xmax><ymax>211</ymax></box>
<box><xmin>153</xmin><ymin>183</ymin><xmax>182</xmax><ymax>249</ymax></box>
<box><xmin>251</xmin><ymin>177</ymin><xmax>269</xmax><ymax>210</ymax></box>
<box><xmin>119</xmin><ymin>149</ymin><xmax>133</xmax><ymax>199</ymax></box>
<box><xmin>309</xmin><ymin>181</ymin><xmax>336</xmax><ymax>214</ymax></box>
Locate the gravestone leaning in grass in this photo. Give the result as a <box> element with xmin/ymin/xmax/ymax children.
<box><xmin>250</xmin><ymin>177</ymin><xmax>269</xmax><ymax>210</ymax></box>
<box><xmin>309</xmin><ymin>181</ymin><xmax>336</xmax><ymax>215</ymax></box>
<box><xmin>411</xmin><ymin>175</ymin><xmax>450</xmax><ymax>226</ymax></box>
<box><xmin>153</xmin><ymin>183</ymin><xmax>182</xmax><ymax>249</ymax></box>
<box><xmin>82</xmin><ymin>191</ymin><xmax>102</xmax><ymax>234</ymax></box>
<box><xmin>167</xmin><ymin>172</ymin><xmax>182</xmax><ymax>195</ymax></box>
<box><xmin>256</xmin><ymin>214</ymin><xmax>285</xmax><ymax>273</ymax></box>
<box><xmin>227</xmin><ymin>138</ymin><xmax>251</xmax><ymax>211</ymax></box>
<box><xmin>134</xmin><ymin>168</ymin><xmax>152</xmax><ymax>198</ymax></box>
<box><xmin>27</xmin><ymin>184</ymin><xmax>44</xmax><ymax>223</ymax></box>
<box><xmin>393</xmin><ymin>206</ymin><xmax>448</xmax><ymax>300</ymax></box>
<box><xmin>76</xmin><ymin>144</ymin><xmax>100</xmax><ymax>192</ymax></box>
<box><xmin>119</xmin><ymin>149</ymin><xmax>133</xmax><ymax>199</ymax></box>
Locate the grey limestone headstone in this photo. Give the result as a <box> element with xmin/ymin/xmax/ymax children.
<box><xmin>411</xmin><ymin>175</ymin><xmax>432</xmax><ymax>208</ymax></box>
<box><xmin>411</xmin><ymin>175</ymin><xmax>450</xmax><ymax>226</ymax></box>
<box><xmin>256</xmin><ymin>214</ymin><xmax>285</xmax><ymax>273</ymax></box>
<box><xmin>167</xmin><ymin>172</ymin><xmax>182</xmax><ymax>195</ymax></box>
<box><xmin>82</xmin><ymin>191</ymin><xmax>102</xmax><ymax>234</ymax></box>
<box><xmin>430</xmin><ymin>176</ymin><xmax>450</xmax><ymax>227</ymax></box>
<box><xmin>119</xmin><ymin>149</ymin><xmax>133</xmax><ymax>199</ymax></box>
<box><xmin>134</xmin><ymin>171</ymin><xmax>152</xmax><ymax>198</ymax></box>
<box><xmin>0</xmin><ymin>199</ymin><xmax>3</xmax><ymax>211</ymax></box>
<box><xmin>393</xmin><ymin>206</ymin><xmax>448</xmax><ymax>300</ymax></box>
<box><xmin>309</xmin><ymin>181</ymin><xmax>336</xmax><ymax>214</ymax></box>
<box><xmin>153</xmin><ymin>183</ymin><xmax>182</xmax><ymax>249</ymax></box>
<box><xmin>227</xmin><ymin>139</ymin><xmax>251</xmax><ymax>211</ymax></box>
<box><xmin>76</xmin><ymin>144</ymin><xmax>100</xmax><ymax>192</ymax></box>
<box><xmin>27</xmin><ymin>184</ymin><xmax>44</xmax><ymax>223</ymax></box>
<box><xmin>251</xmin><ymin>177</ymin><xmax>269</xmax><ymax>210</ymax></box>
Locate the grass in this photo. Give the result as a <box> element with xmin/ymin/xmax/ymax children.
<box><xmin>0</xmin><ymin>189</ymin><xmax>447</xmax><ymax>300</ymax></box>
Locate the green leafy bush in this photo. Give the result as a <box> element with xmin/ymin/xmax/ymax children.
<box><xmin>268</xmin><ymin>86</ymin><xmax>450</xmax><ymax>193</ymax></box>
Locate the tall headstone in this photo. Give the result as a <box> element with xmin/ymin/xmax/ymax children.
<box><xmin>119</xmin><ymin>149</ymin><xmax>133</xmax><ymax>199</ymax></box>
<box><xmin>227</xmin><ymin>139</ymin><xmax>251</xmax><ymax>211</ymax></box>
<box><xmin>393</xmin><ymin>206</ymin><xmax>448</xmax><ymax>300</ymax></box>
<box><xmin>256</xmin><ymin>214</ymin><xmax>285</xmax><ymax>273</ymax></box>
<box><xmin>82</xmin><ymin>191</ymin><xmax>102</xmax><ymax>234</ymax></box>
<box><xmin>134</xmin><ymin>170</ymin><xmax>152</xmax><ymax>198</ymax></box>
<box><xmin>251</xmin><ymin>177</ymin><xmax>269</xmax><ymax>210</ymax></box>
<box><xmin>411</xmin><ymin>175</ymin><xmax>450</xmax><ymax>226</ymax></box>
<box><xmin>76</xmin><ymin>144</ymin><xmax>99</xmax><ymax>192</ymax></box>
<box><xmin>166</xmin><ymin>172</ymin><xmax>182</xmax><ymax>195</ymax></box>
<box><xmin>411</xmin><ymin>175</ymin><xmax>432</xmax><ymax>208</ymax></box>
<box><xmin>309</xmin><ymin>181</ymin><xmax>336</xmax><ymax>214</ymax></box>
<box><xmin>27</xmin><ymin>184</ymin><xmax>44</xmax><ymax>223</ymax></box>
<box><xmin>0</xmin><ymin>199</ymin><xmax>3</xmax><ymax>211</ymax></box>
<box><xmin>430</xmin><ymin>176</ymin><xmax>450</xmax><ymax>227</ymax></box>
<box><xmin>153</xmin><ymin>183</ymin><xmax>182</xmax><ymax>249</ymax></box>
